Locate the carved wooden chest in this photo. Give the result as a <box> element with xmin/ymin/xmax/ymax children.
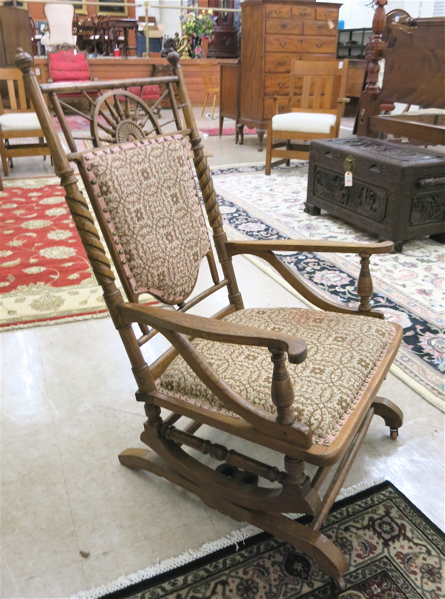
<box><xmin>306</xmin><ymin>137</ymin><xmax>445</xmax><ymax>251</ymax></box>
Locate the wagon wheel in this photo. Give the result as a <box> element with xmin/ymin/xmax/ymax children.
<box><xmin>91</xmin><ymin>90</ymin><xmax>162</xmax><ymax>147</ymax></box>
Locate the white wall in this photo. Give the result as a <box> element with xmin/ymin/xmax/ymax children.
<box><xmin>137</xmin><ymin>0</ymin><xmax>445</xmax><ymax>40</ymax></box>
<box><xmin>135</xmin><ymin>0</ymin><xmax>185</xmax><ymax>39</ymax></box>
<box><xmin>334</xmin><ymin>0</ymin><xmax>441</xmax><ymax>29</ymax></box>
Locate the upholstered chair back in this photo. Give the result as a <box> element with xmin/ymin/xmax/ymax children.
<box><xmin>42</xmin><ymin>3</ymin><xmax>76</xmax><ymax>48</ymax></box>
<box><xmin>80</xmin><ymin>135</ymin><xmax>211</xmax><ymax>304</ymax></box>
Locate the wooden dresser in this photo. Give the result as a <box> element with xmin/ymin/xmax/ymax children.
<box><xmin>239</xmin><ymin>0</ymin><xmax>341</xmax><ymax>147</ymax></box>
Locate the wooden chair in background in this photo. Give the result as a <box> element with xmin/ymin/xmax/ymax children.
<box><xmin>0</xmin><ymin>67</ymin><xmax>50</xmax><ymax>176</ymax></box>
<box><xmin>199</xmin><ymin>61</ymin><xmax>220</xmax><ymax>119</ymax></box>
<box><xmin>266</xmin><ymin>60</ymin><xmax>349</xmax><ymax>175</ymax></box>
<box><xmin>17</xmin><ymin>49</ymin><xmax>403</xmax><ymax>589</ymax></box>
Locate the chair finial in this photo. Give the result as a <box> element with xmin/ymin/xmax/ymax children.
<box><xmin>15</xmin><ymin>49</ymin><xmax>34</xmax><ymax>73</ymax></box>
<box><xmin>167</xmin><ymin>51</ymin><xmax>180</xmax><ymax>68</ymax></box>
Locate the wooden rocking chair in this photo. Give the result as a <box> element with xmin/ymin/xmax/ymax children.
<box><xmin>16</xmin><ymin>49</ymin><xmax>403</xmax><ymax>589</ymax></box>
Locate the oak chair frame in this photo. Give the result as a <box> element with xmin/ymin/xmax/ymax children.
<box><xmin>265</xmin><ymin>59</ymin><xmax>350</xmax><ymax>175</ymax></box>
<box><xmin>199</xmin><ymin>61</ymin><xmax>220</xmax><ymax>120</ymax></box>
<box><xmin>16</xmin><ymin>49</ymin><xmax>403</xmax><ymax>589</ymax></box>
<box><xmin>0</xmin><ymin>67</ymin><xmax>51</xmax><ymax>176</ymax></box>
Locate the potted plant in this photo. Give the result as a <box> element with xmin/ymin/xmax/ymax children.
<box><xmin>180</xmin><ymin>8</ymin><xmax>216</xmax><ymax>58</ymax></box>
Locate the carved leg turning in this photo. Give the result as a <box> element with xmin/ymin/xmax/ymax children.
<box><xmin>372</xmin><ymin>396</ymin><xmax>403</xmax><ymax>439</ymax></box>
<box><xmin>304</xmin><ymin>203</ymin><xmax>321</xmax><ymax>216</ymax></box>
<box><xmin>237</xmin><ymin>124</ymin><xmax>245</xmax><ymax>145</ymax></box>
<box><xmin>0</xmin><ymin>133</ymin><xmax>9</xmax><ymax>177</ymax></box>
<box><xmin>257</xmin><ymin>128</ymin><xmax>266</xmax><ymax>151</ymax></box>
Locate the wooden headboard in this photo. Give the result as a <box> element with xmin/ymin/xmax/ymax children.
<box><xmin>355</xmin><ymin>1</ymin><xmax>445</xmax><ymax>146</ymax></box>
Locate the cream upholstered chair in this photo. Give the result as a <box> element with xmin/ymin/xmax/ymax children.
<box><xmin>17</xmin><ymin>49</ymin><xmax>403</xmax><ymax>590</ymax></box>
<box><xmin>41</xmin><ymin>2</ymin><xmax>76</xmax><ymax>50</ymax></box>
<box><xmin>0</xmin><ymin>68</ymin><xmax>50</xmax><ymax>176</ymax></box>
<box><xmin>265</xmin><ymin>60</ymin><xmax>349</xmax><ymax>175</ymax></box>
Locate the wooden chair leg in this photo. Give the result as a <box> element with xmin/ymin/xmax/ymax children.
<box><xmin>211</xmin><ymin>94</ymin><xmax>217</xmax><ymax>120</ymax></box>
<box><xmin>265</xmin><ymin>126</ymin><xmax>273</xmax><ymax>175</ymax></box>
<box><xmin>0</xmin><ymin>133</ymin><xmax>9</xmax><ymax>177</ymax></box>
<box><xmin>201</xmin><ymin>93</ymin><xmax>209</xmax><ymax>117</ymax></box>
<box><xmin>286</xmin><ymin>140</ymin><xmax>291</xmax><ymax>166</ymax></box>
<box><xmin>372</xmin><ymin>396</ymin><xmax>404</xmax><ymax>438</ymax></box>
<box><xmin>39</xmin><ymin>138</ymin><xmax>47</xmax><ymax>161</ymax></box>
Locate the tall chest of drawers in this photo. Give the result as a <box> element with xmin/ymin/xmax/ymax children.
<box><xmin>239</xmin><ymin>0</ymin><xmax>341</xmax><ymax>144</ymax></box>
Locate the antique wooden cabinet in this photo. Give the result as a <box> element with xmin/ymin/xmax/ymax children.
<box><xmin>306</xmin><ymin>137</ymin><xmax>445</xmax><ymax>251</ymax></box>
<box><xmin>239</xmin><ymin>0</ymin><xmax>341</xmax><ymax>146</ymax></box>
<box><xmin>207</xmin><ymin>0</ymin><xmax>239</xmax><ymax>58</ymax></box>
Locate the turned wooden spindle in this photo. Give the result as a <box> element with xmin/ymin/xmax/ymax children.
<box><xmin>270</xmin><ymin>349</ymin><xmax>295</xmax><ymax>426</ymax></box>
<box><xmin>357</xmin><ymin>253</ymin><xmax>373</xmax><ymax>313</ymax></box>
<box><xmin>143</xmin><ymin>401</ymin><xmax>163</xmax><ymax>430</ymax></box>
<box><xmin>364</xmin><ymin>0</ymin><xmax>388</xmax><ymax>92</ymax></box>
<box><xmin>284</xmin><ymin>456</ymin><xmax>308</xmax><ymax>488</ymax></box>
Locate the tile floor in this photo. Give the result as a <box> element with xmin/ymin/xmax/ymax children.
<box><xmin>1</xmin><ymin>111</ymin><xmax>444</xmax><ymax>599</ymax></box>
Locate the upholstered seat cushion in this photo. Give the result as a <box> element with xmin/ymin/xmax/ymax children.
<box><xmin>48</xmin><ymin>49</ymin><xmax>89</xmax><ymax>82</ymax></box>
<box><xmin>158</xmin><ymin>308</ymin><xmax>397</xmax><ymax>446</ymax></box>
<box><xmin>127</xmin><ymin>85</ymin><xmax>161</xmax><ymax>101</ymax></box>
<box><xmin>271</xmin><ymin>112</ymin><xmax>337</xmax><ymax>134</ymax></box>
<box><xmin>0</xmin><ymin>112</ymin><xmax>42</xmax><ymax>132</ymax></box>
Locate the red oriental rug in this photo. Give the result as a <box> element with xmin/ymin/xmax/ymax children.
<box><xmin>0</xmin><ymin>177</ymin><xmax>157</xmax><ymax>329</ymax></box>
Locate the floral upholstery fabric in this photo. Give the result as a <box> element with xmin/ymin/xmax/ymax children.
<box><xmin>81</xmin><ymin>136</ymin><xmax>211</xmax><ymax>303</ymax></box>
<box><xmin>158</xmin><ymin>308</ymin><xmax>397</xmax><ymax>445</ymax></box>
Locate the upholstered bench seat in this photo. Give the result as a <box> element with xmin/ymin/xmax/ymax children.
<box><xmin>0</xmin><ymin>112</ymin><xmax>42</xmax><ymax>132</ymax></box>
<box><xmin>271</xmin><ymin>112</ymin><xmax>337</xmax><ymax>134</ymax></box>
<box><xmin>158</xmin><ymin>307</ymin><xmax>397</xmax><ymax>446</ymax></box>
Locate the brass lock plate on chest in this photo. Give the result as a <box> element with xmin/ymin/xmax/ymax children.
<box><xmin>343</xmin><ymin>155</ymin><xmax>355</xmax><ymax>173</ymax></box>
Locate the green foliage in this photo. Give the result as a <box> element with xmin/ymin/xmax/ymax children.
<box><xmin>180</xmin><ymin>9</ymin><xmax>216</xmax><ymax>40</ymax></box>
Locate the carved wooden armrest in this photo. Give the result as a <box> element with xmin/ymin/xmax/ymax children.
<box><xmin>117</xmin><ymin>303</ymin><xmax>307</xmax><ymax>364</ymax></box>
<box><xmin>117</xmin><ymin>303</ymin><xmax>311</xmax><ymax>444</ymax></box>
<box><xmin>226</xmin><ymin>240</ymin><xmax>393</xmax><ymax>254</ymax></box>
<box><xmin>226</xmin><ymin>240</ymin><xmax>394</xmax><ymax>318</ymax></box>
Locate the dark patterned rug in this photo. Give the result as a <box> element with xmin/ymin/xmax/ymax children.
<box><xmin>87</xmin><ymin>482</ymin><xmax>444</xmax><ymax>599</ymax></box>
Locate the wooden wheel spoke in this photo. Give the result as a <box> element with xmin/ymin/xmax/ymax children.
<box><xmin>123</xmin><ymin>96</ymin><xmax>131</xmax><ymax>119</ymax></box>
<box><xmin>104</xmin><ymin>99</ymin><xmax>120</xmax><ymax>123</ymax></box>
<box><xmin>133</xmin><ymin>102</ymin><xmax>141</xmax><ymax>122</ymax></box>
<box><xmin>142</xmin><ymin>125</ymin><xmax>157</xmax><ymax>137</ymax></box>
<box><xmin>97</xmin><ymin>106</ymin><xmax>117</xmax><ymax>129</ymax></box>
<box><xmin>97</xmin><ymin>121</ymin><xmax>115</xmax><ymax>136</ymax></box>
<box><xmin>139</xmin><ymin>113</ymin><xmax>154</xmax><ymax>130</ymax></box>
<box><xmin>91</xmin><ymin>90</ymin><xmax>162</xmax><ymax>147</ymax></box>
<box><xmin>113</xmin><ymin>96</ymin><xmax>125</xmax><ymax>120</ymax></box>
